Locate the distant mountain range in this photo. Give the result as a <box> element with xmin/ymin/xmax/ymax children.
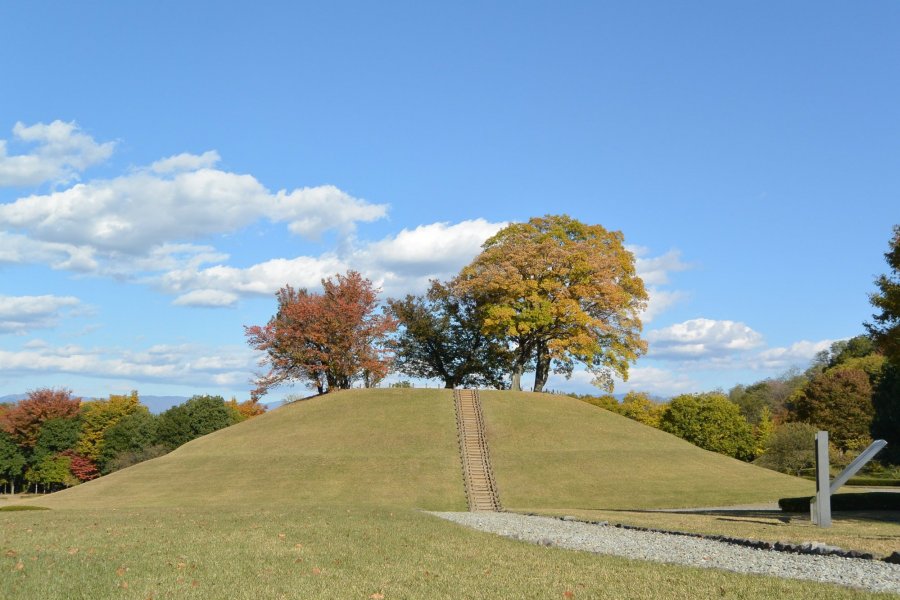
<box><xmin>0</xmin><ymin>394</ymin><xmax>283</xmax><ymax>414</ymax></box>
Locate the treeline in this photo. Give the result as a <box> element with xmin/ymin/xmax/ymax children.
<box><xmin>575</xmin><ymin>334</ymin><xmax>899</xmax><ymax>472</ymax></box>
<box><xmin>0</xmin><ymin>391</ymin><xmax>264</xmax><ymax>494</ymax></box>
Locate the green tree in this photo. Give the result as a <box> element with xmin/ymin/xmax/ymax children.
<box><xmin>866</xmin><ymin>224</ymin><xmax>900</xmax><ymax>364</ymax></box>
<box><xmin>32</xmin><ymin>417</ymin><xmax>81</xmax><ymax>463</ymax></box>
<box><xmin>100</xmin><ymin>410</ymin><xmax>159</xmax><ymax>472</ymax></box>
<box><xmin>25</xmin><ymin>454</ymin><xmax>76</xmax><ymax>492</ymax></box>
<box><xmin>871</xmin><ymin>361</ymin><xmax>900</xmax><ymax>464</ymax></box>
<box><xmin>0</xmin><ymin>431</ymin><xmax>26</xmax><ymax>494</ymax></box>
<box><xmin>388</xmin><ymin>280</ymin><xmax>510</xmax><ymax>389</ymax></box>
<box><xmin>789</xmin><ymin>367</ymin><xmax>874</xmax><ymax>452</ymax></box>
<box><xmin>455</xmin><ymin>215</ymin><xmax>648</xmax><ymax>392</ymax></box>
<box><xmin>659</xmin><ymin>393</ymin><xmax>756</xmax><ymax>460</ymax></box>
<box><xmin>155</xmin><ymin>395</ymin><xmax>240</xmax><ymax>450</ymax></box>
<box><xmin>753</xmin><ymin>422</ymin><xmax>819</xmax><ymax>476</ymax></box>
<box><xmin>729</xmin><ymin>370</ymin><xmax>811</xmax><ymax>425</ymax></box>
<box><xmin>76</xmin><ymin>391</ymin><xmax>143</xmax><ymax>462</ymax></box>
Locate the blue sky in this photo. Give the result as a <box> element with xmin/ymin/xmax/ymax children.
<box><xmin>0</xmin><ymin>2</ymin><xmax>897</xmax><ymax>401</ymax></box>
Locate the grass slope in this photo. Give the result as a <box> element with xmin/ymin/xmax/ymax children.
<box><xmin>480</xmin><ymin>391</ymin><xmax>814</xmax><ymax>510</ymax></box>
<box><xmin>33</xmin><ymin>388</ymin><xmax>466</xmax><ymax>510</ymax></box>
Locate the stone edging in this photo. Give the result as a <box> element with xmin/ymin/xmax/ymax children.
<box><xmin>515</xmin><ymin>512</ymin><xmax>900</xmax><ymax>565</ymax></box>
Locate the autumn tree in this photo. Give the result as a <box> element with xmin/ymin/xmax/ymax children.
<box><xmin>60</xmin><ymin>450</ymin><xmax>100</xmax><ymax>482</ymax></box>
<box><xmin>618</xmin><ymin>391</ymin><xmax>665</xmax><ymax>428</ymax></box>
<box><xmin>76</xmin><ymin>391</ymin><xmax>143</xmax><ymax>462</ymax></box>
<box><xmin>659</xmin><ymin>393</ymin><xmax>756</xmax><ymax>460</ymax></box>
<box><xmin>788</xmin><ymin>367</ymin><xmax>874</xmax><ymax>452</ymax></box>
<box><xmin>388</xmin><ymin>280</ymin><xmax>510</xmax><ymax>389</ymax></box>
<box><xmin>455</xmin><ymin>215</ymin><xmax>647</xmax><ymax>392</ymax></box>
<box><xmin>866</xmin><ymin>224</ymin><xmax>900</xmax><ymax>364</ymax></box>
<box><xmin>246</xmin><ymin>270</ymin><xmax>397</xmax><ymax>397</ymax></box>
<box><xmin>0</xmin><ymin>388</ymin><xmax>81</xmax><ymax>448</ymax></box>
<box><xmin>226</xmin><ymin>397</ymin><xmax>267</xmax><ymax>420</ymax></box>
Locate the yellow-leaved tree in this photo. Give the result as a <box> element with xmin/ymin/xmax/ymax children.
<box><xmin>455</xmin><ymin>214</ymin><xmax>648</xmax><ymax>392</ymax></box>
<box><xmin>76</xmin><ymin>391</ymin><xmax>144</xmax><ymax>462</ymax></box>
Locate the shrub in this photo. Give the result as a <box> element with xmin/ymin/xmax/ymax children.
<box><xmin>779</xmin><ymin>492</ymin><xmax>900</xmax><ymax>512</ymax></box>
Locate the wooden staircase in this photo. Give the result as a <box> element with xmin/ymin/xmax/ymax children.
<box><xmin>454</xmin><ymin>389</ymin><xmax>502</xmax><ymax>512</ymax></box>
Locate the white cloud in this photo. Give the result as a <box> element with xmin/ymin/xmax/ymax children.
<box><xmin>550</xmin><ymin>365</ymin><xmax>698</xmax><ymax>397</ymax></box>
<box><xmin>153</xmin><ymin>219</ymin><xmax>507</xmax><ymax>303</ymax></box>
<box><xmin>172</xmin><ymin>289</ymin><xmax>240</xmax><ymax>308</ymax></box>
<box><xmin>632</xmin><ymin>247</ymin><xmax>689</xmax><ymax>286</ymax></box>
<box><xmin>641</xmin><ymin>288</ymin><xmax>687</xmax><ymax>324</ymax></box>
<box><xmin>0</xmin><ymin>121</ymin><xmax>114</xmax><ymax>186</ymax></box>
<box><xmin>0</xmin><ymin>152</ymin><xmax>387</xmax><ymax>260</ymax></box>
<box><xmin>629</xmin><ymin>247</ymin><xmax>690</xmax><ymax>323</ymax></box>
<box><xmin>615</xmin><ymin>366</ymin><xmax>698</xmax><ymax>396</ymax></box>
<box><xmin>0</xmin><ymin>342</ymin><xmax>256</xmax><ymax>387</ymax></box>
<box><xmin>150</xmin><ymin>150</ymin><xmax>221</xmax><ymax>174</ymax></box>
<box><xmin>752</xmin><ymin>339</ymin><xmax>834</xmax><ymax>371</ymax></box>
<box><xmin>647</xmin><ymin>318</ymin><xmax>765</xmax><ymax>359</ymax></box>
<box><xmin>358</xmin><ymin>219</ymin><xmax>505</xmax><ymax>275</ymax></box>
<box><xmin>0</xmin><ymin>294</ymin><xmax>83</xmax><ymax>334</ymax></box>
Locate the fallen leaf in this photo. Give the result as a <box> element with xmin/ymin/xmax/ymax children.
<box><xmin>14</xmin><ymin>561</ymin><xmax>24</xmax><ymax>571</ymax></box>
<box><xmin>294</xmin><ymin>543</ymin><xmax>303</xmax><ymax>549</ymax></box>
<box><xmin>4</xmin><ymin>550</ymin><xmax>16</xmax><ymax>558</ymax></box>
<box><xmin>116</xmin><ymin>566</ymin><xmax>128</xmax><ymax>577</ymax></box>
<box><xmin>563</xmin><ymin>592</ymin><xmax>575</xmax><ymax>598</ymax></box>
<box><xmin>118</xmin><ymin>581</ymin><xmax>129</xmax><ymax>590</ymax></box>
<box><xmin>311</xmin><ymin>567</ymin><xmax>322</xmax><ymax>575</ymax></box>
<box><xmin>370</xmin><ymin>593</ymin><xmax>385</xmax><ymax>599</ymax></box>
<box><xmin>67</xmin><ymin>547</ymin><xmax>79</xmax><ymax>555</ymax></box>
<box><xmin>278</xmin><ymin>533</ymin><xmax>286</xmax><ymax>539</ymax></box>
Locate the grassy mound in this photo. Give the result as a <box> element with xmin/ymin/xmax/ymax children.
<box><xmin>32</xmin><ymin>388</ymin><xmax>466</xmax><ymax>510</ymax></box>
<box><xmin>480</xmin><ymin>391</ymin><xmax>813</xmax><ymax>509</ymax></box>
<box><xmin>32</xmin><ymin>388</ymin><xmax>811</xmax><ymax>512</ymax></box>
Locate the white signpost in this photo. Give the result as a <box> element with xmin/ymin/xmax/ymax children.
<box><xmin>810</xmin><ymin>431</ymin><xmax>887</xmax><ymax>528</ymax></box>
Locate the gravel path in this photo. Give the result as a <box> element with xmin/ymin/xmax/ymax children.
<box><xmin>429</xmin><ymin>511</ymin><xmax>900</xmax><ymax>594</ymax></box>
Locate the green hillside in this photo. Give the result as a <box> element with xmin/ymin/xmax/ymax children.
<box><xmin>480</xmin><ymin>391</ymin><xmax>813</xmax><ymax>509</ymax></box>
<box><xmin>34</xmin><ymin>388</ymin><xmax>466</xmax><ymax>510</ymax></box>
<box><xmin>32</xmin><ymin>388</ymin><xmax>811</xmax><ymax>511</ymax></box>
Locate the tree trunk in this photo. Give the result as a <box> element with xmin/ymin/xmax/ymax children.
<box><xmin>511</xmin><ymin>365</ymin><xmax>523</xmax><ymax>391</ymax></box>
<box><xmin>533</xmin><ymin>341</ymin><xmax>550</xmax><ymax>393</ymax></box>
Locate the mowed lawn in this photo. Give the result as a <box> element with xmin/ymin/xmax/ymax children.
<box><xmin>2</xmin><ymin>506</ymin><xmax>894</xmax><ymax>600</ymax></box>
<box><xmin>1</xmin><ymin>389</ymin><xmax>894</xmax><ymax>599</ymax></box>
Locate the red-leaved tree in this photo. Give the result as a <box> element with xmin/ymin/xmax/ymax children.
<box><xmin>60</xmin><ymin>450</ymin><xmax>100</xmax><ymax>482</ymax></box>
<box><xmin>246</xmin><ymin>271</ymin><xmax>397</xmax><ymax>397</ymax></box>
<box><xmin>0</xmin><ymin>388</ymin><xmax>81</xmax><ymax>448</ymax></box>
